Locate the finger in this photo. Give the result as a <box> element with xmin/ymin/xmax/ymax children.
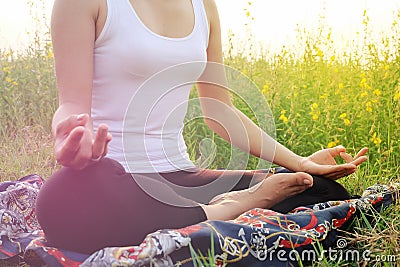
<box><xmin>285</xmin><ymin>172</ymin><xmax>313</xmax><ymax>187</ymax></box>
<box><xmin>350</xmin><ymin>155</ymin><xmax>368</xmax><ymax>166</ymax></box>
<box><xmin>319</xmin><ymin>163</ymin><xmax>357</xmax><ymax>179</ymax></box>
<box><xmin>103</xmin><ymin>133</ymin><xmax>112</xmax><ymax>156</ymax></box>
<box><xmin>92</xmin><ymin>124</ymin><xmax>109</xmax><ymax>159</ymax></box>
<box><xmin>64</xmin><ymin>130</ymin><xmax>93</xmax><ymax>169</ymax></box>
<box><xmin>55</xmin><ymin>113</ymin><xmax>88</xmax><ymax>137</ymax></box>
<box><xmin>324</xmin><ymin>167</ymin><xmax>356</xmax><ymax>180</ymax></box>
<box><xmin>326</xmin><ymin>163</ymin><xmax>356</xmax><ymax>173</ymax></box>
<box><xmin>340</xmin><ymin>148</ymin><xmax>368</xmax><ymax>165</ymax></box>
<box><xmin>339</xmin><ymin>152</ymin><xmax>354</xmax><ymax>163</ymax></box>
<box><xmin>56</xmin><ymin>126</ymin><xmax>85</xmax><ymax>162</ymax></box>
<box><xmin>328</xmin><ymin>145</ymin><xmax>346</xmax><ymax>157</ymax></box>
<box><xmin>353</xmin><ymin>147</ymin><xmax>368</xmax><ymax>160</ymax></box>
<box><xmin>288</xmin><ymin>185</ymin><xmax>313</xmax><ymax>195</ymax></box>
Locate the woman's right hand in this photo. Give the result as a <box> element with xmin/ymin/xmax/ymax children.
<box><xmin>54</xmin><ymin>114</ymin><xmax>112</xmax><ymax>169</ymax></box>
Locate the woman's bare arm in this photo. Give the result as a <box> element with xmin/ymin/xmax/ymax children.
<box><xmin>197</xmin><ymin>0</ymin><xmax>366</xmax><ymax>179</ymax></box>
<box><xmin>51</xmin><ymin>0</ymin><xmax>110</xmax><ymax>169</ymax></box>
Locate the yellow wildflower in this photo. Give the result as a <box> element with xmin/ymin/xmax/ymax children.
<box><xmin>360</xmin><ymin>77</ymin><xmax>367</xmax><ymax>88</ymax></box>
<box><xmin>373</xmin><ymin>89</ymin><xmax>381</xmax><ymax>96</ymax></box>
<box><xmin>279</xmin><ymin>110</ymin><xmax>288</xmax><ymax>124</ymax></box>
<box><xmin>370</xmin><ymin>132</ymin><xmax>382</xmax><ymax>146</ymax></box>
<box><xmin>46</xmin><ymin>50</ymin><xmax>54</xmax><ymax>59</ymax></box>
<box><xmin>320</xmin><ymin>93</ymin><xmax>328</xmax><ymax>99</ymax></box>
<box><xmin>339</xmin><ymin>113</ymin><xmax>350</xmax><ymax>125</ymax></box>
<box><xmin>327</xmin><ymin>139</ymin><xmax>339</xmax><ymax>148</ymax></box>
<box><xmin>394</xmin><ymin>91</ymin><xmax>400</xmax><ymax>101</ymax></box>
<box><xmin>309</xmin><ymin>103</ymin><xmax>320</xmax><ymax>120</ymax></box>
<box><xmin>384</xmin><ymin>72</ymin><xmax>389</xmax><ymax>79</ymax></box>
<box><xmin>365</xmin><ymin>101</ymin><xmax>373</xmax><ymax>112</ymax></box>
<box><xmin>360</xmin><ymin>91</ymin><xmax>368</xmax><ymax>97</ymax></box>
<box><xmin>2</xmin><ymin>65</ymin><xmax>11</xmax><ymax>74</ymax></box>
<box><xmin>317</xmin><ymin>49</ymin><xmax>323</xmax><ymax>58</ymax></box>
<box><xmin>338</xmin><ymin>83</ymin><xmax>344</xmax><ymax>89</ymax></box>
<box><xmin>327</xmin><ymin>141</ymin><xmax>337</xmax><ymax>148</ymax></box>
<box><xmin>311</xmin><ymin>103</ymin><xmax>318</xmax><ymax>110</ymax></box>
<box><xmin>262</xmin><ymin>81</ymin><xmax>269</xmax><ymax>94</ymax></box>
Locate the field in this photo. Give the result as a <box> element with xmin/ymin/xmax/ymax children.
<box><xmin>0</xmin><ymin>6</ymin><xmax>399</xmax><ymax>267</ymax></box>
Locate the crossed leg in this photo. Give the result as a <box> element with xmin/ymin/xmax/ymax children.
<box><xmin>203</xmin><ymin>172</ymin><xmax>313</xmax><ymax>220</ymax></box>
<box><xmin>36</xmin><ymin>158</ymin><xmax>349</xmax><ymax>254</ymax></box>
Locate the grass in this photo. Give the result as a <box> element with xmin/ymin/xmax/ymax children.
<box><xmin>0</xmin><ymin>4</ymin><xmax>399</xmax><ymax>267</ymax></box>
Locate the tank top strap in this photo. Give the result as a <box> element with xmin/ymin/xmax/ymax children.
<box><xmin>193</xmin><ymin>0</ymin><xmax>210</xmax><ymax>47</ymax></box>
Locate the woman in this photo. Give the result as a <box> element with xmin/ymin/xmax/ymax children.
<box><xmin>36</xmin><ymin>0</ymin><xmax>367</xmax><ymax>255</ymax></box>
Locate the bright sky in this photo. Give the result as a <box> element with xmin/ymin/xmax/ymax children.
<box><xmin>0</xmin><ymin>0</ymin><xmax>399</xmax><ymax>53</ymax></box>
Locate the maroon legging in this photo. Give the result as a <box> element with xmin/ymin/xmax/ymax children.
<box><xmin>36</xmin><ymin>157</ymin><xmax>350</xmax><ymax>254</ymax></box>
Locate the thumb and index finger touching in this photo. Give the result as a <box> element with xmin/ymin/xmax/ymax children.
<box><xmin>55</xmin><ymin>114</ymin><xmax>113</xmax><ymax>166</ymax></box>
<box><xmin>339</xmin><ymin>147</ymin><xmax>368</xmax><ymax>167</ymax></box>
<box><xmin>321</xmin><ymin>146</ymin><xmax>369</xmax><ymax>178</ymax></box>
<box><xmin>328</xmin><ymin>145</ymin><xmax>368</xmax><ymax>165</ymax></box>
<box><xmin>55</xmin><ymin>113</ymin><xmax>89</xmax><ymax>137</ymax></box>
<box><xmin>54</xmin><ymin>114</ymin><xmax>90</xmax><ymax>161</ymax></box>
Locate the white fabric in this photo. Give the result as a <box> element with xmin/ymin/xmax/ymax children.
<box><xmin>91</xmin><ymin>0</ymin><xmax>209</xmax><ymax>172</ymax></box>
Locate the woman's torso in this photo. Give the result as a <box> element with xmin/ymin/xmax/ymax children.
<box><xmin>91</xmin><ymin>0</ymin><xmax>210</xmax><ymax>173</ymax></box>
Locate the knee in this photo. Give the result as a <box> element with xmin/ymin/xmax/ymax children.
<box><xmin>36</xmin><ymin>157</ymin><xmax>126</xmax><ymax>212</ymax></box>
<box><xmin>35</xmin><ymin>157</ymin><xmax>127</xmax><ymax>252</ymax></box>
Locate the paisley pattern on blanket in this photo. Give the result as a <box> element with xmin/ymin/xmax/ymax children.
<box><xmin>0</xmin><ymin>174</ymin><xmax>43</xmax><ymax>259</ymax></box>
<box><xmin>0</xmin><ymin>175</ymin><xmax>398</xmax><ymax>266</ymax></box>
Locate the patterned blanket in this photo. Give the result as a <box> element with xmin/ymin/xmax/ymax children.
<box><xmin>0</xmin><ymin>174</ymin><xmax>398</xmax><ymax>266</ymax></box>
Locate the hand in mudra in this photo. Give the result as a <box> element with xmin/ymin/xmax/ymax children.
<box><xmin>54</xmin><ymin>114</ymin><xmax>112</xmax><ymax>169</ymax></box>
<box><xmin>299</xmin><ymin>146</ymin><xmax>368</xmax><ymax>180</ymax></box>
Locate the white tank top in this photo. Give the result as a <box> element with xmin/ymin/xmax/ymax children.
<box><xmin>91</xmin><ymin>0</ymin><xmax>209</xmax><ymax>173</ymax></box>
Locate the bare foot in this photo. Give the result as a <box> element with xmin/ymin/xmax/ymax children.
<box><xmin>203</xmin><ymin>172</ymin><xmax>313</xmax><ymax>221</ymax></box>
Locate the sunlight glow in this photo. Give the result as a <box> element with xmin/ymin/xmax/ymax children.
<box><xmin>0</xmin><ymin>0</ymin><xmax>399</xmax><ymax>53</ymax></box>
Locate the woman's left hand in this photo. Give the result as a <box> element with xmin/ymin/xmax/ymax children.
<box><xmin>298</xmin><ymin>146</ymin><xmax>368</xmax><ymax>180</ymax></box>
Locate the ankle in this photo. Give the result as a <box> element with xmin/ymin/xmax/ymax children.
<box><xmin>202</xmin><ymin>203</ymin><xmax>237</xmax><ymax>221</ymax></box>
